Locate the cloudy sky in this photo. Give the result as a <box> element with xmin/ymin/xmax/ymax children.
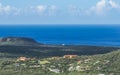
<box><xmin>0</xmin><ymin>0</ymin><xmax>120</xmax><ymax>24</ymax></box>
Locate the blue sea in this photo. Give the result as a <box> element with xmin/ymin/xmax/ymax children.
<box><xmin>0</xmin><ymin>25</ymin><xmax>120</xmax><ymax>46</ymax></box>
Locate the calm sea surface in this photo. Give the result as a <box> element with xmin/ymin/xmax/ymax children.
<box><xmin>0</xmin><ymin>25</ymin><xmax>120</xmax><ymax>46</ymax></box>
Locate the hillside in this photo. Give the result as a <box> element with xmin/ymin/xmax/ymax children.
<box><xmin>0</xmin><ymin>37</ymin><xmax>120</xmax><ymax>75</ymax></box>
<box><xmin>0</xmin><ymin>49</ymin><xmax>120</xmax><ymax>75</ymax></box>
<box><xmin>0</xmin><ymin>37</ymin><xmax>119</xmax><ymax>58</ymax></box>
<box><xmin>94</xmin><ymin>50</ymin><xmax>120</xmax><ymax>72</ymax></box>
<box><xmin>0</xmin><ymin>45</ymin><xmax>118</xmax><ymax>58</ymax></box>
<box><xmin>0</xmin><ymin>37</ymin><xmax>41</xmax><ymax>46</ymax></box>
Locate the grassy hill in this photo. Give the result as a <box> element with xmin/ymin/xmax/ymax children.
<box><xmin>0</xmin><ymin>37</ymin><xmax>120</xmax><ymax>75</ymax></box>
<box><xmin>93</xmin><ymin>50</ymin><xmax>120</xmax><ymax>72</ymax></box>
<box><xmin>0</xmin><ymin>37</ymin><xmax>41</xmax><ymax>46</ymax></box>
<box><xmin>0</xmin><ymin>45</ymin><xmax>118</xmax><ymax>58</ymax></box>
<box><xmin>0</xmin><ymin>49</ymin><xmax>120</xmax><ymax>75</ymax></box>
<box><xmin>0</xmin><ymin>37</ymin><xmax>119</xmax><ymax>58</ymax></box>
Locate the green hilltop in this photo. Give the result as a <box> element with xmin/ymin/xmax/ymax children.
<box><xmin>0</xmin><ymin>37</ymin><xmax>41</xmax><ymax>46</ymax></box>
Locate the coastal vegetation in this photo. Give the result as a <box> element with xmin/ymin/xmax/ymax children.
<box><xmin>0</xmin><ymin>37</ymin><xmax>120</xmax><ymax>75</ymax></box>
<box><xmin>0</xmin><ymin>50</ymin><xmax>120</xmax><ymax>75</ymax></box>
<box><xmin>0</xmin><ymin>45</ymin><xmax>118</xmax><ymax>58</ymax></box>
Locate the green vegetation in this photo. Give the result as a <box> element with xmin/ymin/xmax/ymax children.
<box><xmin>0</xmin><ymin>37</ymin><xmax>120</xmax><ymax>75</ymax></box>
<box><xmin>0</xmin><ymin>45</ymin><xmax>118</xmax><ymax>58</ymax></box>
<box><xmin>0</xmin><ymin>37</ymin><xmax>41</xmax><ymax>46</ymax></box>
<box><xmin>0</xmin><ymin>50</ymin><xmax>120</xmax><ymax>75</ymax></box>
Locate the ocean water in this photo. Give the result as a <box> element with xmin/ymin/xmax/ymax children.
<box><xmin>0</xmin><ymin>25</ymin><xmax>120</xmax><ymax>46</ymax></box>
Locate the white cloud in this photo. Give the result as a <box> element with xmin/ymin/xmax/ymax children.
<box><xmin>67</xmin><ymin>0</ymin><xmax>120</xmax><ymax>16</ymax></box>
<box><xmin>0</xmin><ymin>3</ymin><xmax>20</xmax><ymax>16</ymax></box>
<box><xmin>48</xmin><ymin>5</ymin><xmax>57</xmax><ymax>16</ymax></box>
<box><xmin>13</xmin><ymin>8</ymin><xmax>21</xmax><ymax>16</ymax></box>
<box><xmin>3</xmin><ymin>5</ymin><xmax>11</xmax><ymax>13</ymax></box>
<box><xmin>30</xmin><ymin>5</ymin><xmax>58</xmax><ymax>16</ymax></box>
<box><xmin>109</xmin><ymin>0</ymin><xmax>120</xmax><ymax>8</ymax></box>
<box><xmin>0</xmin><ymin>3</ymin><xmax>11</xmax><ymax>15</ymax></box>
<box><xmin>90</xmin><ymin>0</ymin><xmax>108</xmax><ymax>15</ymax></box>
<box><xmin>88</xmin><ymin>0</ymin><xmax>120</xmax><ymax>16</ymax></box>
<box><xmin>67</xmin><ymin>1</ymin><xmax>107</xmax><ymax>16</ymax></box>
<box><xmin>68</xmin><ymin>5</ymin><xmax>82</xmax><ymax>16</ymax></box>
<box><xmin>36</xmin><ymin>5</ymin><xmax>46</xmax><ymax>13</ymax></box>
<box><xmin>0</xmin><ymin>0</ymin><xmax>120</xmax><ymax>17</ymax></box>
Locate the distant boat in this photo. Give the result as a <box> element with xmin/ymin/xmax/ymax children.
<box><xmin>62</xmin><ymin>44</ymin><xmax>65</xmax><ymax>46</ymax></box>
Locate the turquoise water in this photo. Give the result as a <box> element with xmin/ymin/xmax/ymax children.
<box><xmin>0</xmin><ymin>25</ymin><xmax>120</xmax><ymax>46</ymax></box>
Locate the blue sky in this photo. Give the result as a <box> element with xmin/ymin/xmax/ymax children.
<box><xmin>0</xmin><ymin>0</ymin><xmax>120</xmax><ymax>24</ymax></box>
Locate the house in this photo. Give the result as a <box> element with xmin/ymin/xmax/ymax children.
<box><xmin>48</xmin><ymin>68</ymin><xmax>60</xmax><ymax>73</ymax></box>
<box><xmin>84</xmin><ymin>58</ymin><xmax>91</xmax><ymax>63</ymax></box>
<box><xmin>76</xmin><ymin>66</ymin><xmax>90</xmax><ymax>71</ymax></box>
<box><xmin>98</xmin><ymin>74</ymin><xmax>105</xmax><ymax>75</ymax></box>
<box><xmin>68</xmin><ymin>66</ymin><xmax>75</xmax><ymax>71</ymax></box>
<box><xmin>76</xmin><ymin>66</ymin><xmax>86</xmax><ymax>71</ymax></box>
<box><xmin>63</xmin><ymin>55</ymin><xmax>78</xmax><ymax>59</ymax></box>
<box><xmin>39</xmin><ymin>60</ymin><xmax>50</xmax><ymax>65</ymax></box>
<box><xmin>30</xmin><ymin>58</ymin><xmax>36</xmax><ymax>61</ymax></box>
<box><xmin>77</xmin><ymin>60</ymin><xmax>82</xmax><ymax>64</ymax></box>
<box><xmin>17</xmin><ymin>57</ymin><xmax>30</xmax><ymax>62</ymax></box>
<box><xmin>94</xmin><ymin>60</ymin><xmax>100</xmax><ymax>65</ymax></box>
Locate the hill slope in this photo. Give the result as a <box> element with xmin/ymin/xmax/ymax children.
<box><xmin>0</xmin><ymin>37</ymin><xmax>119</xmax><ymax>58</ymax></box>
<box><xmin>0</xmin><ymin>37</ymin><xmax>41</xmax><ymax>46</ymax></box>
<box><xmin>0</xmin><ymin>37</ymin><xmax>120</xmax><ymax>75</ymax></box>
<box><xmin>96</xmin><ymin>50</ymin><xmax>120</xmax><ymax>72</ymax></box>
<box><xmin>0</xmin><ymin>48</ymin><xmax>120</xmax><ymax>75</ymax></box>
<box><xmin>0</xmin><ymin>45</ymin><xmax>118</xmax><ymax>58</ymax></box>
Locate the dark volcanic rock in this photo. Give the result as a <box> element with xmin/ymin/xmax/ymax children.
<box><xmin>0</xmin><ymin>37</ymin><xmax>42</xmax><ymax>46</ymax></box>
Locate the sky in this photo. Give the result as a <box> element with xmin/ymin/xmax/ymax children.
<box><xmin>0</xmin><ymin>0</ymin><xmax>120</xmax><ymax>24</ymax></box>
